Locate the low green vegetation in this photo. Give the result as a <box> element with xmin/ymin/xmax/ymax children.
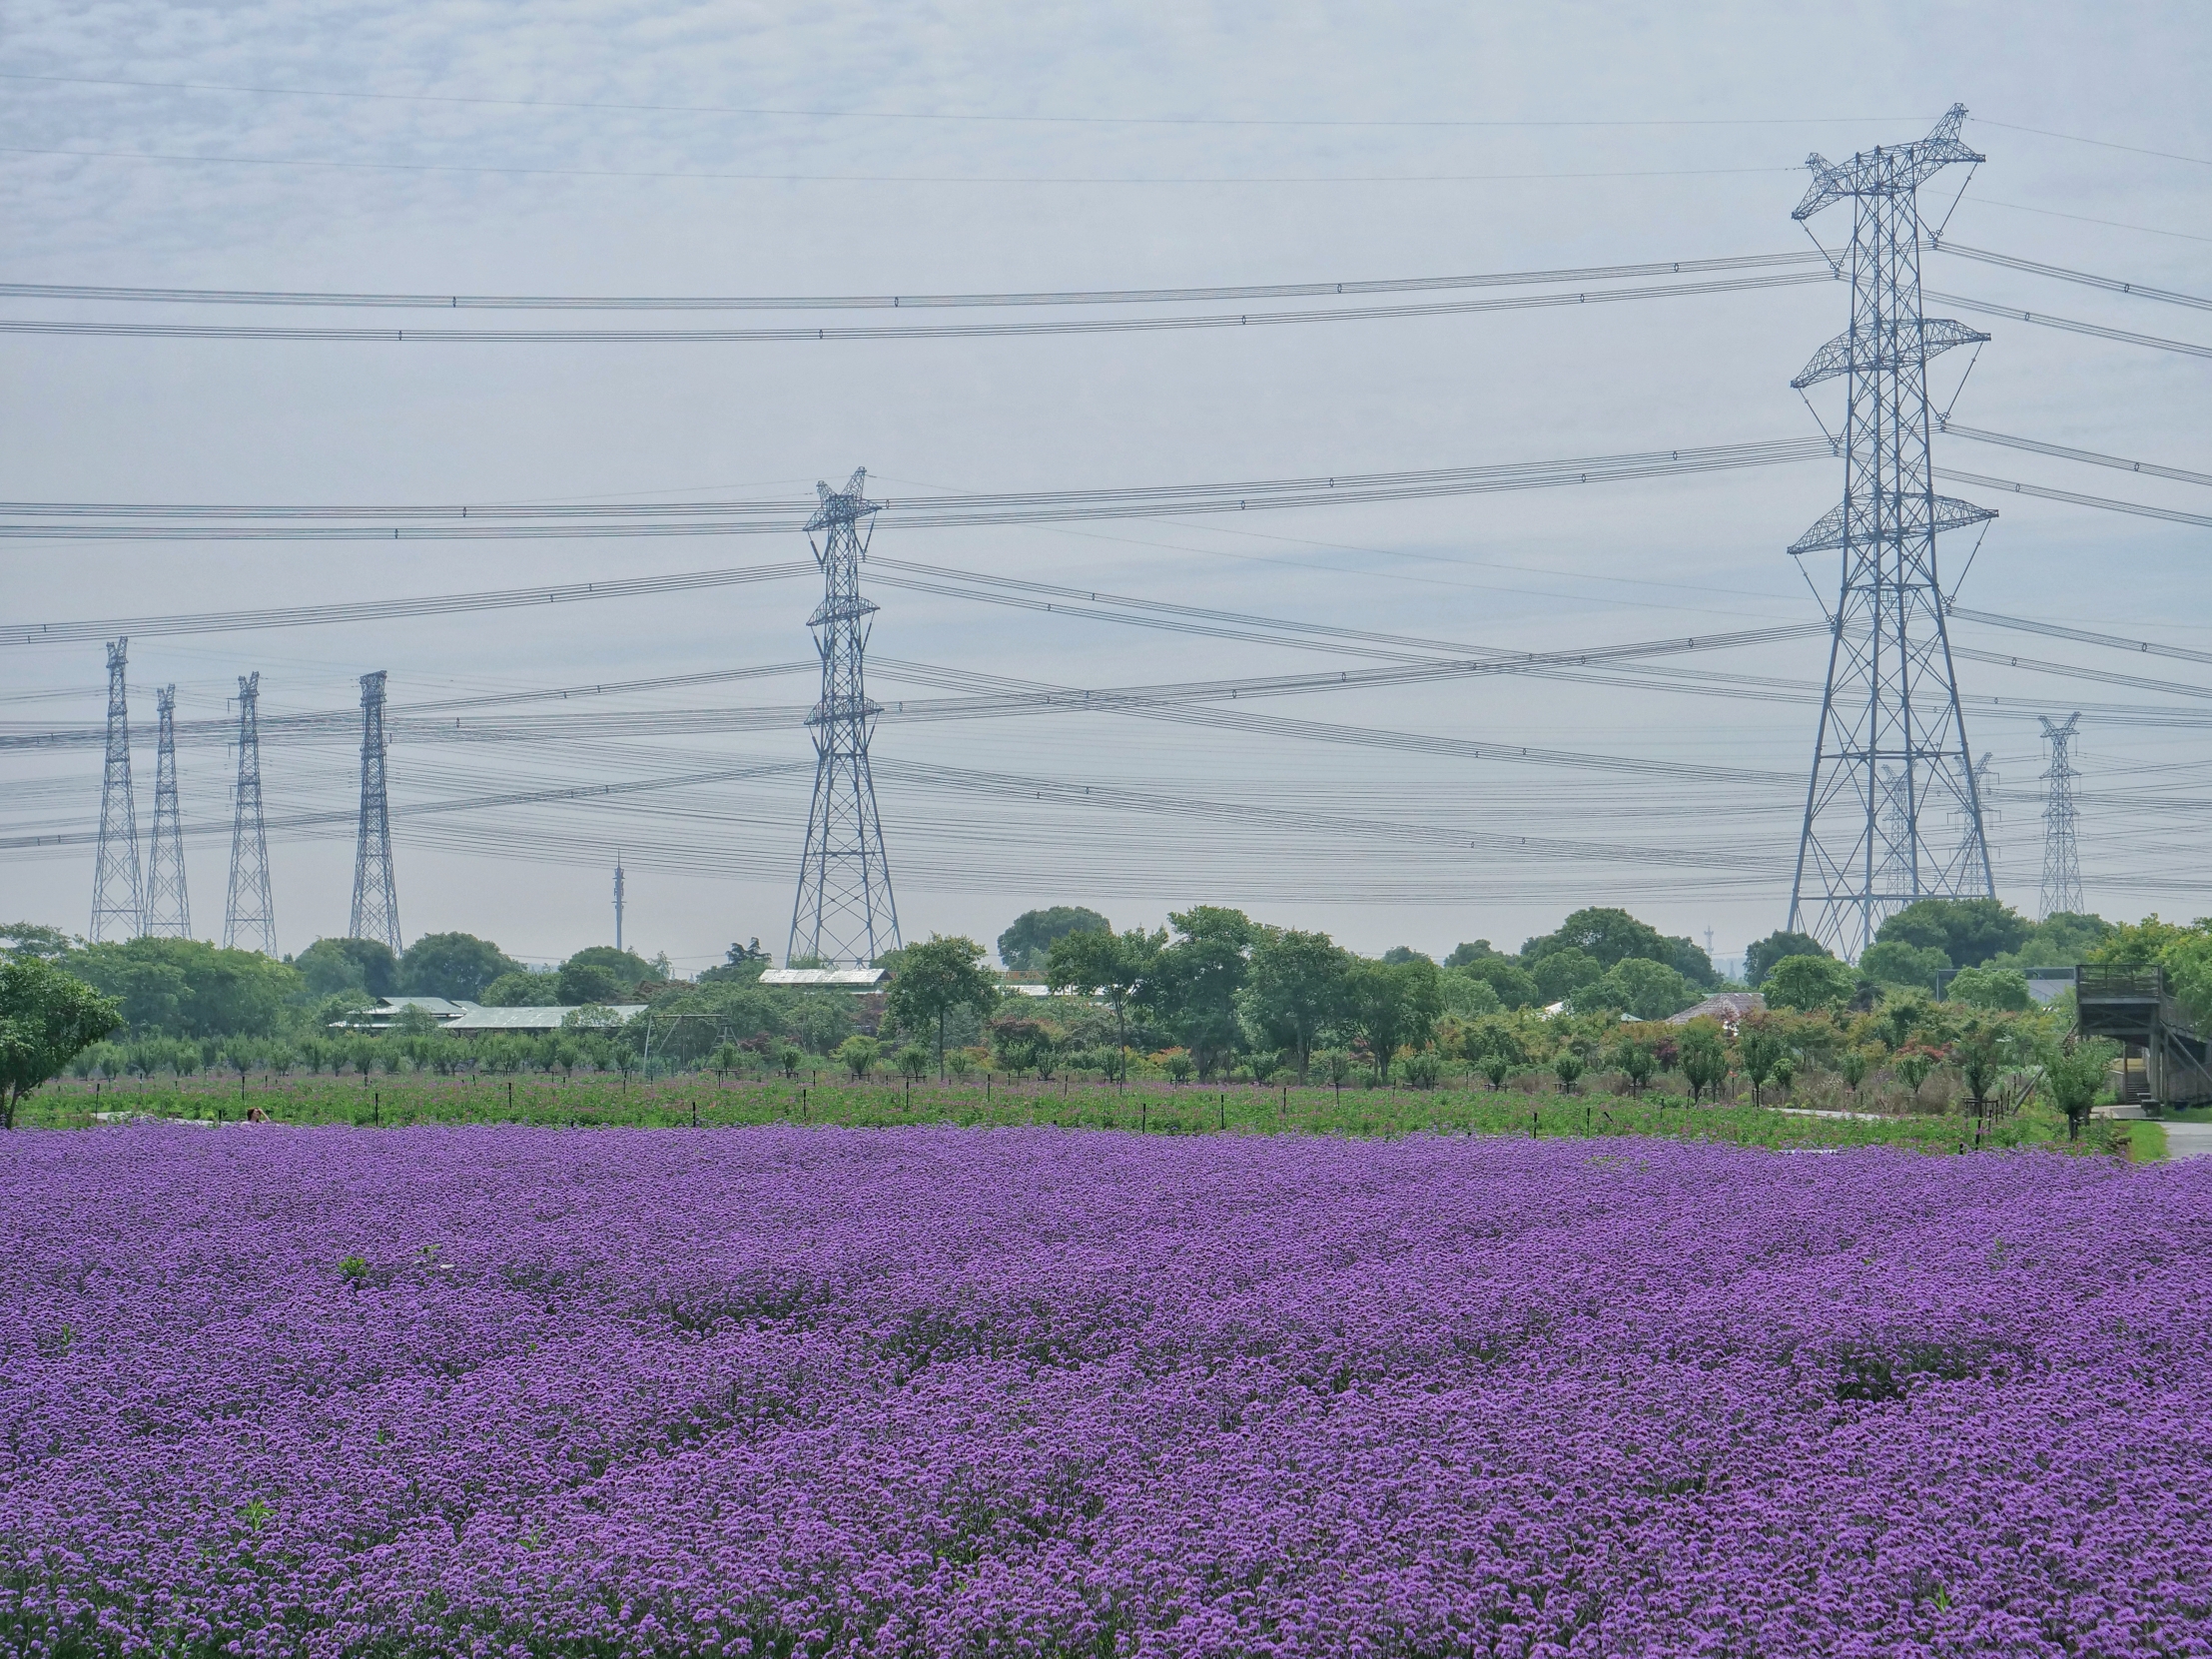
<box><xmin>6</xmin><ymin>897</ymin><xmax>2191</xmax><ymax>1151</ymax></box>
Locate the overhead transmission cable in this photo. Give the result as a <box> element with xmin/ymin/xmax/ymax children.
<box><xmin>1929</xmin><ymin>241</ymin><xmax>2212</xmax><ymax>312</ymax></box>
<box><xmin>0</xmin><ymin>269</ymin><xmax>1836</xmax><ymax>342</ymax></box>
<box><xmin>0</xmin><ymin>436</ymin><xmax>1836</xmax><ymax>542</ymax></box>
<box><xmin>0</xmin><ymin>248</ymin><xmax>1833</xmax><ymax>311</ymax></box>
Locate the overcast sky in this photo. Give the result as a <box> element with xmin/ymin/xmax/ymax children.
<box><xmin>2</xmin><ymin>2</ymin><xmax>2207</xmax><ymax>972</ymax></box>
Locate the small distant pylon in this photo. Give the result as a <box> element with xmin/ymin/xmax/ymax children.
<box><xmin>787</xmin><ymin>467</ymin><xmax>901</xmax><ymax>968</ymax></box>
<box><xmin>2039</xmin><ymin>713</ymin><xmax>2084</xmax><ymax>920</ymax></box>
<box><xmin>224</xmin><ymin>672</ymin><xmax>277</xmax><ymax>955</ymax></box>
<box><xmin>90</xmin><ymin>637</ymin><xmax>145</xmax><ymax>941</ymax></box>
<box><xmin>613</xmin><ymin>853</ymin><xmax>626</xmax><ymax>953</ymax></box>
<box><xmin>349</xmin><ymin>670</ymin><xmax>401</xmax><ymax>954</ymax></box>
<box><xmin>144</xmin><ymin>685</ymin><xmax>192</xmax><ymax>937</ymax></box>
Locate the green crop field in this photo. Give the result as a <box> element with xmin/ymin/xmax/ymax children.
<box><xmin>24</xmin><ymin>1071</ymin><xmax>2135</xmax><ymax>1157</ymax></box>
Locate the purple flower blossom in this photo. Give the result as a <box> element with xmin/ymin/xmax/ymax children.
<box><xmin>3</xmin><ymin>1126</ymin><xmax>2209</xmax><ymax>1656</ymax></box>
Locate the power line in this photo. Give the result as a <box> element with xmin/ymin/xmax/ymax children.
<box><xmin>0</xmin><ymin>142</ymin><xmax>1800</xmax><ymax>187</ymax></box>
<box><xmin>0</xmin><ymin>248</ymin><xmax>1832</xmax><ymax>311</ymax></box>
<box><xmin>1949</xmin><ymin>605</ymin><xmax>2212</xmax><ymax>670</ymax></box>
<box><xmin>0</xmin><ymin>436</ymin><xmax>1836</xmax><ymax>542</ymax></box>
<box><xmin>0</xmin><ymin>562</ymin><xmax>814</xmax><ymax>644</ymax></box>
<box><xmin>0</xmin><ymin>268</ymin><xmax>1835</xmax><ymax>342</ymax></box>
<box><xmin>1940</xmin><ymin>424</ymin><xmax>2212</xmax><ymax>490</ymax></box>
<box><xmin>1931</xmin><ymin>468</ymin><xmax>2212</xmax><ymax>532</ymax></box>
<box><xmin>1922</xmin><ymin>289</ymin><xmax>2212</xmax><ymax>362</ymax></box>
<box><xmin>0</xmin><ymin>74</ymin><xmax>1922</xmax><ymax>130</ymax></box>
<box><xmin>1930</xmin><ymin>241</ymin><xmax>2212</xmax><ymax>313</ymax></box>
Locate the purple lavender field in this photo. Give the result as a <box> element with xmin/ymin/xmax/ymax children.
<box><xmin>5</xmin><ymin>1128</ymin><xmax>2211</xmax><ymax>1657</ymax></box>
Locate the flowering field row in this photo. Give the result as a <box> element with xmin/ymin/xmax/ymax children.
<box><xmin>4</xmin><ymin>1127</ymin><xmax>2208</xmax><ymax>1655</ymax></box>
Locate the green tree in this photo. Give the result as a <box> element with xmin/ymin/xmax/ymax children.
<box><xmin>1047</xmin><ymin>926</ymin><xmax>1161</xmax><ymax>1076</ymax></box>
<box><xmin>559</xmin><ymin>947</ymin><xmax>657</xmax><ymax>1005</ymax></box>
<box><xmin>837</xmin><ymin>1035</ymin><xmax>881</xmax><ymax>1081</ymax></box>
<box><xmin>1947</xmin><ymin>965</ymin><xmax>2032</xmax><ymax>1013</ymax></box>
<box><xmin>1738</xmin><ymin>1026</ymin><xmax>1786</xmax><ymax>1105</ymax></box>
<box><xmin>1240</xmin><ymin>928</ymin><xmax>1350</xmax><ymax>1082</ymax></box>
<box><xmin>1337</xmin><ymin>957</ymin><xmax>1443</xmax><ymax>1084</ymax></box>
<box><xmin>2087</xmin><ymin>914</ymin><xmax>2195</xmax><ymax>965</ymax></box>
<box><xmin>296</xmin><ymin>937</ymin><xmax>399</xmax><ymax>999</ymax></box>
<box><xmin>883</xmin><ymin>934</ymin><xmax>1001</xmax><ymax>1078</ymax></box>
<box><xmin>1859</xmin><ymin>940</ymin><xmax>1950</xmax><ymax>995</ymax></box>
<box><xmin>1443</xmin><ymin>940</ymin><xmax>1499</xmax><ymax>968</ymax></box>
<box><xmin>69</xmin><ymin>938</ymin><xmax>305</xmax><ymax>1038</ymax></box>
<box><xmin>1552</xmin><ymin>1051</ymin><xmax>1584</xmax><ymax>1095</ymax></box>
<box><xmin>1532</xmin><ymin>947</ymin><xmax>1603</xmax><ymax>1007</ymax></box>
<box><xmin>2042</xmin><ymin>1038</ymin><xmax>2117</xmax><ymax>1140</ymax></box>
<box><xmin>0</xmin><ymin>923</ymin><xmax>76</xmax><ymax>965</ymax></box>
<box><xmin>399</xmin><ymin>933</ymin><xmax>520</xmax><ymax>1001</ymax></box>
<box><xmin>479</xmin><ymin>971</ymin><xmax>562</xmax><ymax>1007</ymax></box>
<box><xmin>1763</xmin><ymin>953</ymin><xmax>1856</xmax><ymax>1014</ymax></box>
<box><xmin>1</xmin><ymin>959</ymin><xmax>123</xmax><ymax>1129</ymax></box>
<box><xmin>1573</xmin><ymin>957</ymin><xmax>1696</xmax><ymax>1020</ymax></box>
<box><xmin>1615</xmin><ymin>1040</ymin><xmax>1657</xmax><ymax>1096</ymax></box>
<box><xmin>1679</xmin><ymin>1024</ymin><xmax>1729</xmax><ymax>1104</ymax></box>
<box><xmin>1438</xmin><ymin>971</ymin><xmax>1503</xmax><ymax>1019</ymax></box>
<box><xmin>1455</xmin><ymin>955</ymin><xmax>1541</xmax><ymax>1010</ymax></box>
<box><xmin>1839</xmin><ymin>1048</ymin><xmax>1869</xmax><ymax>1102</ymax></box>
<box><xmin>895</xmin><ymin>1042</ymin><xmax>931</xmax><ymax>1083</ymax></box>
<box><xmin>1140</xmin><ymin>907</ymin><xmax>1255</xmax><ymax>1081</ymax></box>
<box><xmin>1875</xmin><ymin>897</ymin><xmax>2030</xmax><ymax>970</ymax></box>
<box><xmin>997</xmin><ymin>906</ymin><xmax>1109</xmax><ymax>971</ymax></box>
<box><xmin>1523</xmin><ymin>908</ymin><xmax>1668</xmax><ymax>971</ymax></box>
<box><xmin>1745</xmin><ymin>930</ymin><xmax>1830</xmax><ymax>987</ymax></box>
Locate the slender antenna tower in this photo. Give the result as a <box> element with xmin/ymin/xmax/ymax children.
<box><xmin>613</xmin><ymin>854</ymin><xmax>625</xmax><ymax>953</ymax></box>
<box><xmin>788</xmin><ymin>466</ymin><xmax>901</xmax><ymax>968</ymax></box>
<box><xmin>349</xmin><ymin>670</ymin><xmax>401</xmax><ymax>953</ymax></box>
<box><xmin>1786</xmin><ymin>104</ymin><xmax>1997</xmax><ymax>959</ymax></box>
<box><xmin>89</xmin><ymin>638</ymin><xmax>145</xmax><ymax>941</ymax></box>
<box><xmin>224</xmin><ymin>672</ymin><xmax>277</xmax><ymax>954</ymax></box>
<box><xmin>144</xmin><ymin>685</ymin><xmax>192</xmax><ymax>937</ymax></box>
<box><xmin>2038</xmin><ymin>713</ymin><xmax>2084</xmax><ymax>919</ymax></box>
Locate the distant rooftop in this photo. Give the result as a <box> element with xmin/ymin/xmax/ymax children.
<box><xmin>442</xmin><ymin>1004</ymin><xmax>648</xmax><ymax>1033</ymax></box>
<box><xmin>760</xmin><ymin>968</ymin><xmax>887</xmax><ymax>988</ymax></box>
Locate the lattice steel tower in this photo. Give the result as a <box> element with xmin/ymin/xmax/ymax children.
<box><xmin>1786</xmin><ymin>104</ymin><xmax>1997</xmax><ymax>959</ymax></box>
<box><xmin>90</xmin><ymin>638</ymin><xmax>144</xmax><ymax>941</ymax></box>
<box><xmin>225</xmin><ymin>672</ymin><xmax>277</xmax><ymax>954</ymax></box>
<box><xmin>788</xmin><ymin>467</ymin><xmax>901</xmax><ymax>968</ymax></box>
<box><xmin>349</xmin><ymin>669</ymin><xmax>401</xmax><ymax>953</ymax></box>
<box><xmin>2038</xmin><ymin>713</ymin><xmax>2084</xmax><ymax>920</ymax></box>
<box><xmin>144</xmin><ymin>684</ymin><xmax>192</xmax><ymax>937</ymax></box>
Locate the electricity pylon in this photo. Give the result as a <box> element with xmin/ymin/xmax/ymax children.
<box><xmin>224</xmin><ymin>672</ymin><xmax>277</xmax><ymax>954</ymax></box>
<box><xmin>90</xmin><ymin>638</ymin><xmax>144</xmax><ymax>941</ymax></box>
<box><xmin>788</xmin><ymin>467</ymin><xmax>901</xmax><ymax>968</ymax></box>
<box><xmin>613</xmin><ymin>853</ymin><xmax>626</xmax><ymax>953</ymax></box>
<box><xmin>1786</xmin><ymin>104</ymin><xmax>1997</xmax><ymax>959</ymax></box>
<box><xmin>349</xmin><ymin>669</ymin><xmax>401</xmax><ymax>954</ymax></box>
<box><xmin>144</xmin><ymin>685</ymin><xmax>192</xmax><ymax>937</ymax></box>
<box><xmin>2038</xmin><ymin>713</ymin><xmax>2084</xmax><ymax>920</ymax></box>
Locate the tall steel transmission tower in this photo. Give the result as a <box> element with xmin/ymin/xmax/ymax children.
<box><xmin>2038</xmin><ymin>713</ymin><xmax>2084</xmax><ymax>920</ymax></box>
<box><xmin>613</xmin><ymin>854</ymin><xmax>626</xmax><ymax>952</ymax></box>
<box><xmin>788</xmin><ymin>467</ymin><xmax>901</xmax><ymax>968</ymax></box>
<box><xmin>1786</xmin><ymin>104</ymin><xmax>1997</xmax><ymax>959</ymax></box>
<box><xmin>224</xmin><ymin>672</ymin><xmax>277</xmax><ymax>954</ymax></box>
<box><xmin>90</xmin><ymin>638</ymin><xmax>144</xmax><ymax>941</ymax></box>
<box><xmin>349</xmin><ymin>670</ymin><xmax>401</xmax><ymax>953</ymax></box>
<box><xmin>144</xmin><ymin>685</ymin><xmax>192</xmax><ymax>937</ymax></box>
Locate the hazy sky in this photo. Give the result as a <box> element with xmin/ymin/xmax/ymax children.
<box><xmin>2</xmin><ymin>2</ymin><xmax>2208</xmax><ymax>972</ymax></box>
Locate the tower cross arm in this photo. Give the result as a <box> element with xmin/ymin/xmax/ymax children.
<box><xmin>1788</xmin><ymin>493</ymin><xmax>1994</xmax><ymax>556</ymax></box>
<box><xmin>1792</xmin><ymin>104</ymin><xmax>1981</xmax><ymax>221</ymax></box>
<box><xmin>1791</xmin><ymin>319</ymin><xmax>1989</xmax><ymax>390</ymax></box>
